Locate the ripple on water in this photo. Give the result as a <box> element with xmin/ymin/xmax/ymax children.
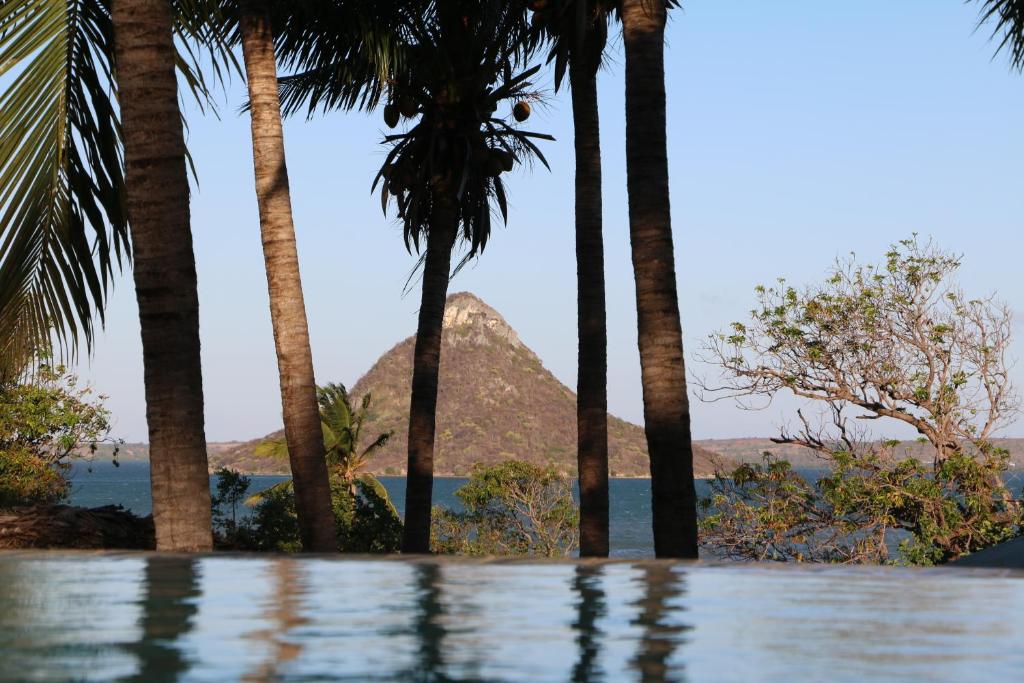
<box><xmin>0</xmin><ymin>554</ymin><xmax>1021</xmax><ymax>682</ymax></box>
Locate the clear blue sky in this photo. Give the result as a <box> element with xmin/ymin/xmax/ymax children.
<box><xmin>78</xmin><ymin>1</ymin><xmax>1024</xmax><ymax>443</ymax></box>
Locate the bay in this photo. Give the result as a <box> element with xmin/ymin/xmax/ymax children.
<box><xmin>66</xmin><ymin>461</ymin><xmax>664</xmax><ymax>557</ymax></box>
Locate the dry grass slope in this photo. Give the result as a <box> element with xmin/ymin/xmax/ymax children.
<box><xmin>210</xmin><ymin>292</ymin><xmax>724</xmax><ymax>477</ymax></box>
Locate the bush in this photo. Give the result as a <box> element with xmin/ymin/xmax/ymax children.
<box><xmin>213</xmin><ymin>471</ymin><xmax>403</xmax><ymax>553</ymax></box>
<box><xmin>0</xmin><ymin>446</ymin><xmax>69</xmax><ymax>507</ymax></box>
<box><xmin>0</xmin><ymin>365</ymin><xmax>114</xmax><ymax>508</ymax></box>
<box><xmin>700</xmin><ymin>448</ymin><xmax>1022</xmax><ymax>565</ymax></box>
<box><xmin>432</xmin><ymin>460</ymin><xmax>579</xmax><ymax>557</ymax></box>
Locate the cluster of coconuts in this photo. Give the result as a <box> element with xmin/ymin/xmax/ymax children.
<box><xmin>383</xmin><ymin>96</ymin><xmax>419</xmax><ymax>128</ymax></box>
<box><xmin>528</xmin><ymin>0</ymin><xmax>550</xmax><ymax>28</ymax></box>
<box><xmin>384</xmin><ymin>160</ymin><xmax>417</xmax><ymax>195</ymax></box>
<box><xmin>473</xmin><ymin>145</ymin><xmax>515</xmax><ymax>176</ymax></box>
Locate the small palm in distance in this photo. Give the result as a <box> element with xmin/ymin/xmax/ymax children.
<box><xmin>253</xmin><ymin>383</ymin><xmax>392</xmax><ymax>499</ymax></box>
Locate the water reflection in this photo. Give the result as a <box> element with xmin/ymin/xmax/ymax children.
<box><xmin>243</xmin><ymin>560</ymin><xmax>307</xmax><ymax>681</ymax></box>
<box><xmin>1</xmin><ymin>554</ymin><xmax>1021</xmax><ymax>682</ymax></box>
<box><xmin>410</xmin><ymin>562</ymin><xmax>449</xmax><ymax>681</ymax></box>
<box><xmin>571</xmin><ymin>565</ymin><xmax>607</xmax><ymax>683</ymax></box>
<box><xmin>121</xmin><ymin>556</ymin><xmax>201</xmax><ymax>683</ymax></box>
<box><xmin>630</xmin><ymin>564</ymin><xmax>689</xmax><ymax>683</ymax></box>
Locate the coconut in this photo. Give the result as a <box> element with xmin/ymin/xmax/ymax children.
<box><xmin>495</xmin><ymin>149</ymin><xmax>515</xmax><ymax>172</ymax></box>
<box><xmin>513</xmin><ymin>101</ymin><xmax>531</xmax><ymax>122</ymax></box>
<box><xmin>399</xmin><ymin>96</ymin><xmax>418</xmax><ymax>118</ymax></box>
<box><xmin>383</xmin><ymin>104</ymin><xmax>400</xmax><ymax>128</ymax></box>
<box><xmin>485</xmin><ymin>156</ymin><xmax>505</xmax><ymax>176</ymax></box>
<box><xmin>472</xmin><ymin>146</ymin><xmax>491</xmax><ymax>166</ymax></box>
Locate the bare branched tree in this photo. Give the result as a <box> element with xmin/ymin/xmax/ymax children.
<box><xmin>698</xmin><ymin>236</ymin><xmax>1019</xmax><ymax>464</ymax></box>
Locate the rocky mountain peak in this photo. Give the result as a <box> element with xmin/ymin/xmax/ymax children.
<box><xmin>442</xmin><ymin>292</ymin><xmax>521</xmax><ymax>348</ymax></box>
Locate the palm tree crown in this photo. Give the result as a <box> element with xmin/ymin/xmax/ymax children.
<box><xmin>372</xmin><ymin>0</ymin><xmax>552</xmax><ymax>260</ymax></box>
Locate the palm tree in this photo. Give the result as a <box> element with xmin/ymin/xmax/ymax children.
<box><xmin>370</xmin><ymin>1</ymin><xmax>550</xmax><ymax>553</ymax></box>
<box><xmin>0</xmin><ymin>0</ymin><xmax>129</xmax><ymax>379</ymax></box>
<box><xmin>976</xmin><ymin>0</ymin><xmax>1024</xmax><ymax>71</ymax></box>
<box><xmin>256</xmin><ymin>382</ymin><xmax>393</xmax><ymax>495</ymax></box>
<box><xmin>112</xmin><ymin>0</ymin><xmax>213</xmax><ymax>551</ymax></box>
<box><xmin>533</xmin><ymin>0</ymin><xmax>613</xmax><ymax>557</ymax></box>
<box><xmin>237</xmin><ymin>0</ymin><xmax>336</xmax><ymax>552</ymax></box>
<box><xmin>620</xmin><ymin>0</ymin><xmax>696</xmax><ymax>558</ymax></box>
<box><xmin>316</xmin><ymin>383</ymin><xmax>392</xmax><ymax>487</ymax></box>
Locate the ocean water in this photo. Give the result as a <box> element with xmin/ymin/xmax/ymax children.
<box><xmin>65</xmin><ymin>461</ymin><xmax>1024</xmax><ymax>559</ymax></box>
<box><xmin>0</xmin><ymin>553</ymin><xmax>1021</xmax><ymax>682</ymax></box>
<box><xmin>66</xmin><ymin>461</ymin><xmax>663</xmax><ymax>557</ymax></box>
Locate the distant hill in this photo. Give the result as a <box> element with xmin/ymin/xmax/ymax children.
<box><xmin>207</xmin><ymin>292</ymin><xmax>725</xmax><ymax>477</ymax></box>
<box><xmin>693</xmin><ymin>437</ymin><xmax>1024</xmax><ymax>468</ymax></box>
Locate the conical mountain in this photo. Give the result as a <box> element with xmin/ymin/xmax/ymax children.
<box><xmin>212</xmin><ymin>292</ymin><xmax>723</xmax><ymax>476</ymax></box>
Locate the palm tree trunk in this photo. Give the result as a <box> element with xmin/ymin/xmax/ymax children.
<box><xmin>621</xmin><ymin>0</ymin><xmax>698</xmax><ymax>558</ymax></box>
<box><xmin>570</xmin><ymin>62</ymin><xmax>609</xmax><ymax>558</ymax></box>
<box><xmin>239</xmin><ymin>1</ymin><xmax>337</xmax><ymax>553</ymax></box>
<box><xmin>402</xmin><ymin>197</ymin><xmax>458</xmax><ymax>553</ymax></box>
<box><xmin>112</xmin><ymin>0</ymin><xmax>211</xmax><ymax>551</ymax></box>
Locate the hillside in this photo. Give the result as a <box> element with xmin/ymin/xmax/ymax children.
<box><xmin>209</xmin><ymin>292</ymin><xmax>725</xmax><ymax>477</ymax></box>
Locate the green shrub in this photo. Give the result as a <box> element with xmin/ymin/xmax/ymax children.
<box><xmin>0</xmin><ymin>446</ymin><xmax>68</xmax><ymax>507</ymax></box>
<box><xmin>432</xmin><ymin>460</ymin><xmax>579</xmax><ymax>557</ymax></box>
<box><xmin>700</xmin><ymin>449</ymin><xmax>1021</xmax><ymax>565</ymax></box>
<box><xmin>214</xmin><ymin>472</ymin><xmax>403</xmax><ymax>553</ymax></box>
<box><xmin>0</xmin><ymin>365</ymin><xmax>114</xmax><ymax>509</ymax></box>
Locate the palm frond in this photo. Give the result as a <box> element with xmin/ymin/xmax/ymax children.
<box><xmin>360</xmin><ymin>430</ymin><xmax>391</xmax><ymax>458</ymax></box>
<box><xmin>374</xmin><ymin>0</ymin><xmax>551</xmax><ymax>263</ymax></box>
<box><xmin>271</xmin><ymin>0</ymin><xmax>404</xmax><ymax>117</ymax></box>
<box><xmin>975</xmin><ymin>0</ymin><xmax>1024</xmax><ymax>71</ymax></box>
<box><xmin>0</xmin><ymin>0</ymin><xmax>127</xmax><ymax>378</ymax></box>
<box><xmin>254</xmin><ymin>437</ymin><xmax>289</xmax><ymax>459</ymax></box>
<box><xmin>244</xmin><ymin>479</ymin><xmax>293</xmax><ymax>506</ymax></box>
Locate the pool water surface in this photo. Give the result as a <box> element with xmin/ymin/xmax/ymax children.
<box><xmin>0</xmin><ymin>553</ymin><xmax>1021</xmax><ymax>682</ymax></box>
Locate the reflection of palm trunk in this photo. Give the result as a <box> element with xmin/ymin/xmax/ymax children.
<box><xmin>122</xmin><ymin>557</ymin><xmax>201</xmax><ymax>683</ymax></box>
<box><xmin>571</xmin><ymin>565</ymin><xmax>607</xmax><ymax>683</ymax></box>
<box><xmin>243</xmin><ymin>559</ymin><xmax>307</xmax><ymax>681</ymax></box>
<box><xmin>412</xmin><ymin>562</ymin><xmax>447</xmax><ymax>677</ymax></box>
<box><xmin>630</xmin><ymin>564</ymin><xmax>689</xmax><ymax>682</ymax></box>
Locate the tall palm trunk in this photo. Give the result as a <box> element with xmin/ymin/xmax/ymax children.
<box><xmin>570</xmin><ymin>60</ymin><xmax>609</xmax><ymax>557</ymax></box>
<box><xmin>239</xmin><ymin>1</ymin><xmax>337</xmax><ymax>553</ymax></box>
<box><xmin>621</xmin><ymin>0</ymin><xmax>698</xmax><ymax>558</ymax></box>
<box><xmin>402</xmin><ymin>196</ymin><xmax>458</xmax><ymax>553</ymax></box>
<box><xmin>112</xmin><ymin>0</ymin><xmax>211</xmax><ymax>551</ymax></box>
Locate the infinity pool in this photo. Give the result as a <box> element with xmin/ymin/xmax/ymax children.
<box><xmin>0</xmin><ymin>553</ymin><xmax>1021</xmax><ymax>682</ymax></box>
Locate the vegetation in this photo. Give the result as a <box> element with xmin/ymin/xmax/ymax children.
<box><xmin>1</xmin><ymin>1</ymin><xmax>1021</xmax><ymax>559</ymax></box>
<box><xmin>211</xmin><ymin>467</ymin><xmax>403</xmax><ymax>553</ymax></box>
<box><xmin>699</xmin><ymin>238</ymin><xmax>1021</xmax><ymax>564</ymax></box>
<box><xmin>255</xmin><ymin>383</ymin><xmax>393</xmax><ymax>489</ymax></box>
<box><xmin>0</xmin><ymin>365</ymin><xmax>115</xmax><ymax>507</ymax></box>
<box><xmin>369</xmin><ymin>1</ymin><xmax>551</xmax><ymax>554</ymax></box>
<box><xmin>432</xmin><ymin>460</ymin><xmax>579</xmax><ymax>557</ymax></box>
<box><xmin>221</xmin><ymin>384</ymin><xmax>402</xmax><ymax>552</ymax></box>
